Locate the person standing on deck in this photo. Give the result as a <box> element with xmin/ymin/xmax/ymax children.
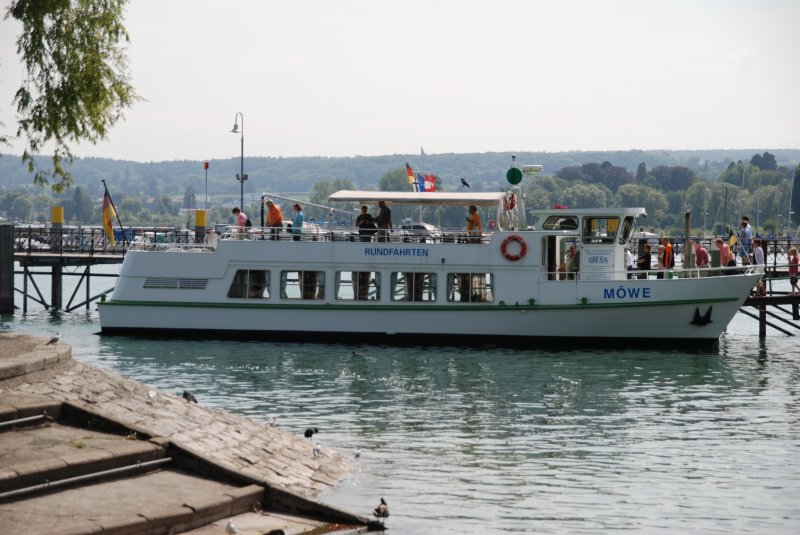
<box><xmin>466</xmin><ymin>205</ymin><xmax>482</xmax><ymax>244</ymax></box>
<box><xmin>691</xmin><ymin>240</ymin><xmax>710</xmax><ymax>277</ymax></box>
<box><xmin>291</xmin><ymin>203</ymin><xmax>304</xmax><ymax>241</ymax></box>
<box><xmin>376</xmin><ymin>200</ymin><xmax>392</xmax><ymax>242</ymax></box>
<box><xmin>266</xmin><ymin>200</ymin><xmax>283</xmax><ymax>240</ymax></box>
<box><xmin>739</xmin><ymin>216</ymin><xmax>753</xmax><ymax>261</ymax></box>
<box><xmin>356</xmin><ymin>205</ymin><xmax>377</xmax><ymax>242</ymax></box>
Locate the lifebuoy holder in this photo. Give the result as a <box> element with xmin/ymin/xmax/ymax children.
<box><xmin>501</xmin><ymin>235</ymin><xmax>527</xmax><ymax>261</ymax></box>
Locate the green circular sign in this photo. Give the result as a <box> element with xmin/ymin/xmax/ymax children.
<box><xmin>506</xmin><ymin>167</ymin><xmax>522</xmax><ymax>185</ymax></box>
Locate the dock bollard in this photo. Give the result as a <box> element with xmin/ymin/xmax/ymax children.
<box><xmin>52</xmin><ymin>206</ymin><xmax>64</xmax><ymax>253</ymax></box>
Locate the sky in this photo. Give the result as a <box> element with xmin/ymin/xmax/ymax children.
<box><xmin>0</xmin><ymin>0</ymin><xmax>798</xmax><ymax>163</ymax></box>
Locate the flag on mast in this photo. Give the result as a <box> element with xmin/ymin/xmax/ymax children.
<box><xmin>102</xmin><ymin>190</ymin><xmax>117</xmax><ymax>246</ymax></box>
<box><xmin>424</xmin><ymin>174</ymin><xmax>436</xmax><ymax>192</ymax></box>
<box><xmin>405</xmin><ymin>162</ymin><xmax>417</xmax><ymax>191</ymax></box>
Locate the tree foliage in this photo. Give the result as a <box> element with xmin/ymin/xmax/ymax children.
<box><xmin>5</xmin><ymin>0</ymin><xmax>138</xmax><ymax>192</ymax></box>
<box><xmin>378</xmin><ymin>168</ymin><xmax>411</xmax><ymax>192</ymax></box>
<box><xmin>649</xmin><ymin>165</ymin><xmax>696</xmax><ymax>191</ymax></box>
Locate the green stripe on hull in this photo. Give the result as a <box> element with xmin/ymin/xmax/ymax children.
<box><xmin>99</xmin><ymin>296</ymin><xmax>738</xmax><ymax>312</ymax></box>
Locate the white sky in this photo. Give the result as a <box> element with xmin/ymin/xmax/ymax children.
<box><xmin>0</xmin><ymin>0</ymin><xmax>798</xmax><ymax>163</ymax></box>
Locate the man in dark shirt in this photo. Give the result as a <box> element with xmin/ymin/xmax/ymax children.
<box><xmin>376</xmin><ymin>200</ymin><xmax>392</xmax><ymax>242</ymax></box>
<box><xmin>356</xmin><ymin>205</ymin><xmax>377</xmax><ymax>242</ymax></box>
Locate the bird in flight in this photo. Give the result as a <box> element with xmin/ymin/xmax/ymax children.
<box><xmin>46</xmin><ymin>332</ymin><xmax>61</xmax><ymax>345</ymax></box>
<box><xmin>460</xmin><ymin>177</ymin><xmax>470</xmax><ymax>188</ymax></box>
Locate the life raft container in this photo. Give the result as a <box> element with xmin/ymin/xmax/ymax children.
<box><xmin>501</xmin><ymin>235</ymin><xmax>527</xmax><ymax>261</ymax></box>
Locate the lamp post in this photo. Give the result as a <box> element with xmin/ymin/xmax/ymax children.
<box><xmin>230</xmin><ymin>112</ymin><xmax>247</xmax><ymax>210</ymax></box>
<box><xmin>203</xmin><ymin>160</ymin><xmax>209</xmax><ymax>212</ymax></box>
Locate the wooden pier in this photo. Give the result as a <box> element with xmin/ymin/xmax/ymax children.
<box><xmin>741</xmin><ymin>293</ymin><xmax>800</xmax><ymax>338</ymax></box>
<box><xmin>1</xmin><ymin>224</ymin><xmax>195</xmax><ymax>313</ymax></box>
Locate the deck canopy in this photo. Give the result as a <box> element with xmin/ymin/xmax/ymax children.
<box><xmin>328</xmin><ymin>190</ymin><xmax>507</xmax><ymax>207</ymax></box>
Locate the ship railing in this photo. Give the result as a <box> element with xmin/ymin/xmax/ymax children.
<box><xmin>218</xmin><ymin>225</ymin><xmax>497</xmax><ymax>244</ymax></box>
<box><xmin>541</xmin><ymin>264</ymin><xmax>760</xmax><ymax>281</ymax></box>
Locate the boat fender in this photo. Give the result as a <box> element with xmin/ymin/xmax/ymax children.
<box><xmin>501</xmin><ymin>235</ymin><xmax>527</xmax><ymax>261</ymax></box>
<box><xmin>503</xmin><ymin>191</ymin><xmax>517</xmax><ymax>211</ymax></box>
<box><xmin>498</xmin><ymin>300</ymin><xmax>506</xmax><ymax>306</ymax></box>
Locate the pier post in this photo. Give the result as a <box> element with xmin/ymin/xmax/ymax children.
<box><xmin>759</xmin><ymin>303</ymin><xmax>767</xmax><ymax>338</ymax></box>
<box><xmin>52</xmin><ymin>206</ymin><xmax>64</xmax><ymax>253</ymax></box>
<box><xmin>683</xmin><ymin>211</ymin><xmax>693</xmax><ymax>271</ymax></box>
<box><xmin>51</xmin><ymin>207</ymin><xmax>64</xmax><ymax>310</ymax></box>
<box><xmin>0</xmin><ymin>225</ymin><xmax>13</xmax><ymax>313</ymax></box>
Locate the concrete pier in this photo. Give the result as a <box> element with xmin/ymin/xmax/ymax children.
<box><xmin>0</xmin><ymin>332</ymin><xmax>371</xmax><ymax>534</ymax></box>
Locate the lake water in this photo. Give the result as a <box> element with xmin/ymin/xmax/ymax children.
<box><xmin>2</xmin><ymin>265</ymin><xmax>799</xmax><ymax>534</ymax></box>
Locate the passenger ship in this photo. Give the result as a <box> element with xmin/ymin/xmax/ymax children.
<box><xmin>98</xmin><ymin>186</ymin><xmax>761</xmax><ymax>348</ymax></box>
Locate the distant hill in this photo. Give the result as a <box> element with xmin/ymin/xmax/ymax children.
<box><xmin>2</xmin><ymin>149</ymin><xmax>798</xmax><ymax>199</ymax></box>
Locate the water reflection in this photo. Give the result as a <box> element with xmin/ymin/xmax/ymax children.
<box><xmin>3</xmin><ymin>307</ymin><xmax>800</xmax><ymax>533</ymax></box>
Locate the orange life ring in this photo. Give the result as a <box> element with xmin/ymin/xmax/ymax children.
<box><xmin>501</xmin><ymin>234</ymin><xmax>527</xmax><ymax>261</ymax></box>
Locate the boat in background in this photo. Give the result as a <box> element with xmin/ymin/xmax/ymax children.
<box><xmin>98</xmin><ymin>171</ymin><xmax>762</xmax><ymax>348</ymax></box>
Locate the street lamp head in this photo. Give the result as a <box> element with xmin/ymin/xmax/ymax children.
<box><xmin>230</xmin><ymin>123</ymin><xmax>240</xmax><ymax>134</ymax></box>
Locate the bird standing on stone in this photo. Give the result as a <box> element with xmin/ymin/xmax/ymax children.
<box><xmin>46</xmin><ymin>332</ymin><xmax>61</xmax><ymax>345</ymax></box>
<box><xmin>182</xmin><ymin>390</ymin><xmax>198</xmax><ymax>403</ymax></box>
<box><xmin>373</xmin><ymin>497</ymin><xmax>389</xmax><ymax>523</ymax></box>
<box><xmin>304</xmin><ymin>427</ymin><xmax>318</xmax><ymax>440</ymax></box>
<box><xmin>313</xmin><ymin>442</ymin><xmax>321</xmax><ymax>457</ymax></box>
<box><xmin>225</xmin><ymin>520</ymin><xmax>239</xmax><ymax>534</ymax></box>
<box><xmin>460</xmin><ymin>177</ymin><xmax>471</xmax><ymax>188</ymax></box>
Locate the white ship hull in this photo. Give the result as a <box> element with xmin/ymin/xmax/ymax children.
<box><xmin>99</xmin><ymin>219</ymin><xmax>760</xmax><ymax>348</ymax></box>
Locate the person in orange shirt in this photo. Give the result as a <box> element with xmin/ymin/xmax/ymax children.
<box><xmin>266</xmin><ymin>199</ymin><xmax>283</xmax><ymax>240</ymax></box>
<box><xmin>466</xmin><ymin>205</ymin><xmax>482</xmax><ymax>244</ymax></box>
<box><xmin>661</xmin><ymin>237</ymin><xmax>674</xmax><ymax>269</ymax></box>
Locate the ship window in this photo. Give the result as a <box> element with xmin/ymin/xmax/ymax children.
<box><xmin>582</xmin><ymin>217</ymin><xmax>619</xmax><ymax>244</ymax></box>
<box><xmin>335</xmin><ymin>271</ymin><xmax>381</xmax><ymax>301</ymax></box>
<box><xmin>542</xmin><ymin>215</ymin><xmax>578</xmax><ymax>230</ymax></box>
<box><xmin>618</xmin><ymin>215</ymin><xmax>636</xmax><ymax>244</ymax></box>
<box><xmin>227</xmin><ymin>270</ymin><xmax>269</xmax><ymax>299</ymax></box>
<box><xmin>447</xmin><ymin>273</ymin><xmax>494</xmax><ymax>303</ymax></box>
<box><xmin>390</xmin><ymin>272</ymin><xmax>436</xmax><ymax>302</ymax></box>
<box><xmin>280</xmin><ymin>270</ymin><xmax>325</xmax><ymax>300</ymax></box>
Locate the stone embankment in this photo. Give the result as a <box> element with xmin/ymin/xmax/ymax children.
<box><xmin>0</xmin><ymin>331</ymin><xmax>371</xmax><ymax>534</ymax></box>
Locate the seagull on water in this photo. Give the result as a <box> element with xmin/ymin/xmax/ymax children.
<box><xmin>354</xmin><ymin>449</ymin><xmax>361</xmax><ymax>461</ymax></box>
<box><xmin>373</xmin><ymin>497</ymin><xmax>389</xmax><ymax>523</ymax></box>
<box><xmin>182</xmin><ymin>390</ymin><xmax>198</xmax><ymax>403</ymax></box>
<box><xmin>46</xmin><ymin>332</ymin><xmax>61</xmax><ymax>345</ymax></box>
<box><xmin>304</xmin><ymin>427</ymin><xmax>319</xmax><ymax>440</ymax></box>
<box><xmin>460</xmin><ymin>177</ymin><xmax>471</xmax><ymax>188</ymax></box>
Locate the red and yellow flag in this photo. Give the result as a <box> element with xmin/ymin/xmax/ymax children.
<box><xmin>102</xmin><ymin>191</ymin><xmax>116</xmax><ymax>246</ymax></box>
<box><xmin>405</xmin><ymin>162</ymin><xmax>416</xmax><ymax>188</ymax></box>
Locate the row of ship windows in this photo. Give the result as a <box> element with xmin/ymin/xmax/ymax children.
<box><xmin>225</xmin><ymin>269</ymin><xmax>494</xmax><ymax>303</ymax></box>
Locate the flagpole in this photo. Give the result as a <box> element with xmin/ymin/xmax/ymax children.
<box><xmin>101</xmin><ymin>179</ymin><xmax>128</xmax><ymax>246</ymax></box>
